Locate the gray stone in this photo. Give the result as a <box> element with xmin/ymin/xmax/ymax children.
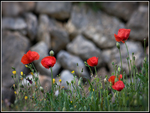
<box><xmin>102</xmin><ymin>49</ymin><xmax>112</xmax><ymax>65</ymax></box>
<box><xmin>2</xmin><ymin>2</ymin><xmax>35</xmax><ymax>17</ymax></box>
<box><xmin>100</xmin><ymin>2</ymin><xmax>138</xmax><ymax>21</ymax></box>
<box><xmin>2</xmin><ymin>87</ymin><xmax>15</xmax><ymax>107</ymax></box>
<box><xmin>126</xmin><ymin>5</ymin><xmax>148</xmax><ymax>41</ymax></box>
<box><xmin>59</xmin><ymin>70</ymin><xmax>78</xmax><ymax>91</ymax></box>
<box><xmin>35</xmin><ymin>2</ymin><xmax>72</xmax><ymax>20</ymax></box>
<box><xmin>2</xmin><ymin>17</ymin><xmax>27</xmax><ymax>30</ymax></box>
<box><xmin>37</xmin><ymin>14</ymin><xmax>51</xmax><ymax>48</ymax></box>
<box><xmin>66</xmin><ymin>4</ymin><xmax>125</xmax><ymax>49</ymax></box>
<box><xmin>24</xmin><ymin>13</ymin><xmax>38</xmax><ymax>41</ymax></box>
<box><xmin>57</xmin><ymin>50</ymin><xmax>90</xmax><ymax>81</ymax></box>
<box><xmin>2</xmin><ymin>30</ymin><xmax>31</xmax><ymax>87</ymax></box>
<box><xmin>50</xmin><ymin>27</ymin><xmax>69</xmax><ymax>53</ymax></box>
<box><xmin>67</xmin><ymin>35</ymin><xmax>103</xmax><ymax>67</ymax></box>
<box><xmin>83</xmin><ymin>11</ymin><xmax>125</xmax><ymax>49</ymax></box>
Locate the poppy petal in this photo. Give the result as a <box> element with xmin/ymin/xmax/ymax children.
<box><xmin>114</xmin><ymin>34</ymin><xmax>122</xmax><ymax>42</ymax></box>
<box><xmin>87</xmin><ymin>57</ymin><xmax>98</xmax><ymax>67</ymax></box>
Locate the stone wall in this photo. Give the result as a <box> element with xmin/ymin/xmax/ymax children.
<box><xmin>2</xmin><ymin>2</ymin><xmax>148</xmax><ymax>106</ymax></box>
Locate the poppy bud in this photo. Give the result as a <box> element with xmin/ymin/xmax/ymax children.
<box><xmin>118</xmin><ymin>66</ymin><xmax>121</xmax><ymax>72</ymax></box>
<box><xmin>116</xmin><ymin>42</ymin><xmax>120</xmax><ymax>49</ymax></box>
<box><xmin>40</xmin><ymin>86</ymin><xmax>44</xmax><ymax>93</ymax></box>
<box><xmin>49</xmin><ymin>50</ymin><xmax>54</xmax><ymax>56</ymax></box>
<box><xmin>104</xmin><ymin>78</ymin><xmax>107</xmax><ymax>84</ymax></box>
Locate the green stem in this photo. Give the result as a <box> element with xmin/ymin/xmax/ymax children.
<box><xmin>125</xmin><ymin>42</ymin><xmax>131</xmax><ymax>75</ymax></box>
<box><xmin>119</xmin><ymin>49</ymin><xmax>123</xmax><ymax>76</ymax></box>
<box><xmin>88</xmin><ymin>66</ymin><xmax>93</xmax><ymax>78</ymax></box>
<box><xmin>50</xmin><ymin>67</ymin><xmax>54</xmax><ymax>103</ymax></box>
<box><xmin>94</xmin><ymin>66</ymin><xmax>97</xmax><ymax>78</ymax></box>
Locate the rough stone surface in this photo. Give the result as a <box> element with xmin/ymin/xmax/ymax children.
<box><xmin>67</xmin><ymin>35</ymin><xmax>103</xmax><ymax>66</ymax></box>
<box><xmin>2</xmin><ymin>17</ymin><xmax>27</xmax><ymax>30</ymax></box>
<box><xmin>50</xmin><ymin>28</ymin><xmax>69</xmax><ymax>53</ymax></box>
<box><xmin>100</xmin><ymin>2</ymin><xmax>138</xmax><ymax>21</ymax></box>
<box><xmin>37</xmin><ymin>14</ymin><xmax>51</xmax><ymax>48</ymax></box>
<box><xmin>58</xmin><ymin>70</ymin><xmax>78</xmax><ymax>91</ymax></box>
<box><xmin>2</xmin><ymin>87</ymin><xmax>15</xmax><ymax>107</ymax></box>
<box><xmin>35</xmin><ymin>2</ymin><xmax>72</xmax><ymax>20</ymax></box>
<box><xmin>57</xmin><ymin>50</ymin><xmax>90</xmax><ymax>81</ymax></box>
<box><xmin>2</xmin><ymin>30</ymin><xmax>31</xmax><ymax>87</ymax></box>
<box><xmin>66</xmin><ymin>4</ymin><xmax>125</xmax><ymax>49</ymax></box>
<box><xmin>24</xmin><ymin>13</ymin><xmax>38</xmax><ymax>41</ymax></box>
<box><xmin>126</xmin><ymin>5</ymin><xmax>148</xmax><ymax>41</ymax></box>
<box><xmin>2</xmin><ymin>2</ymin><xmax>35</xmax><ymax>17</ymax></box>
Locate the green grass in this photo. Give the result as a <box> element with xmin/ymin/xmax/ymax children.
<box><xmin>2</xmin><ymin>39</ymin><xmax>148</xmax><ymax>111</ymax></box>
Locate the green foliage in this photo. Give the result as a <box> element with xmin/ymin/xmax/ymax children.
<box><xmin>2</xmin><ymin>39</ymin><xmax>148</xmax><ymax>111</ymax></box>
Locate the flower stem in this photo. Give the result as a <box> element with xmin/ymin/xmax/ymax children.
<box><xmin>94</xmin><ymin>66</ymin><xmax>97</xmax><ymax>78</ymax></box>
<box><xmin>119</xmin><ymin>48</ymin><xmax>123</xmax><ymax>76</ymax></box>
<box><xmin>125</xmin><ymin>42</ymin><xmax>131</xmax><ymax>75</ymax></box>
<box><xmin>50</xmin><ymin>67</ymin><xmax>54</xmax><ymax>100</ymax></box>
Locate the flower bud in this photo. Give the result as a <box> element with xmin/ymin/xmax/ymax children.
<box><xmin>112</xmin><ymin>62</ymin><xmax>114</xmax><ymax>65</ymax></box>
<box><xmin>133</xmin><ymin>56</ymin><xmax>135</xmax><ymax>61</ymax></box>
<box><xmin>49</xmin><ymin>50</ymin><xmax>54</xmax><ymax>56</ymax></box>
<box><xmin>116</xmin><ymin>42</ymin><xmax>120</xmax><ymax>49</ymax></box>
<box><xmin>104</xmin><ymin>78</ymin><xmax>107</xmax><ymax>84</ymax></box>
<box><xmin>40</xmin><ymin>86</ymin><xmax>44</xmax><ymax>93</ymax></box>
<box><xmin>118</xmin><ymin>66</ymin><xmax>121</xmax><ymax>72</ymax></box>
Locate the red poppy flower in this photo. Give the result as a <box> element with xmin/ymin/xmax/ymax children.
<box><xmin>41</xmin><ymin>56</ymin><xmax>56</xmax><ymax>69</ymax></box>
<box><xmin>114</xmin><ymin>28</ymin><xmax>131</xmax><ymax>43</ymax></box>
<box><xmin>112</xmin><ymin>80</ymin><xmax>125</xmax><ymax>91</ymax></box>
<box><xmin>87</xmin><ymin>56</ymin><xmax>98</xmax><ymax>67</ymax></box>
<box><xmin>108</xmin><ymin>74</ymin><xmax>122</xmax><ymax>85</ymax></box>
<box><xmin>21</xmin><ymin>50</ymin><xmax>40</xmax><ymax>64</ymax></box>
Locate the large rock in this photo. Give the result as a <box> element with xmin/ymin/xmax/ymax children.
<box><xmin>37</xmin><ymin>14</ymin><xmax>51</xmax><ymax>48</ymax></box>
<box><xmin>24</xmin><ymin>12</ymin><xmax>38</xmax><ymax>41</ymax></box>
<box><xmin>67</xmin><ymin>35</ymin><xmax>103</xmax><ymax>67</ymax></box>
<box><xmin>83</xmin><ymin>10</ymin><xmax>125</xmax><ymax>49</ymax></box>
<box><xmin>50</xmin><ymin>27</ymin><xmax>69</xmax><ymax>53</ymax></box>
<box><xmin>2</xmin><ymin>2</ymin><xmax>35</xmax><ymax>17</ymax></box>
<box><xmin>65</xmin><ymin>4</ymin><xmax>125</xmax><ymax>49</ymax></box>
<box><xmin>100</xmin><ymin>2</ymin><xmax>138</xmax><ymax>21</ymax></box>
<box><xmin>2</xmin><ymin>17</ymin><xmax>27</xmax><ymax>30</ymax></box>
<box><xmin>126</xmin><ymin>5</ymin><xmax>148</xmax><ymax>41</ymax></box>
<box><xmin>2</xmin><ymin>30</ymin><xmax>31</xmax><ymax>87</ymax></box>
<box><xmin>35</xmin><ymin>2</ymin><xmax>72</xmax><ymax>20</ymax></box>
<box><xmin>58</xmin><ymin>70</ymin><xmax>78</xmax><ymax>91</ymax></box>
<box><xmin>57</xmin><ymin>50</ymin><xmax>90</xmax><ymax>81</ymax></box>
<box><xmin>2</xmin><ymin>87</ymin><xmax>15</xmax><ymax>108</ymax></box>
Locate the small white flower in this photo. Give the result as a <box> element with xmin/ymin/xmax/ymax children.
<box><xmin>55</xmin><ymin>90</ymin><xmax>59</xmax><ymax>97</ymax></box>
